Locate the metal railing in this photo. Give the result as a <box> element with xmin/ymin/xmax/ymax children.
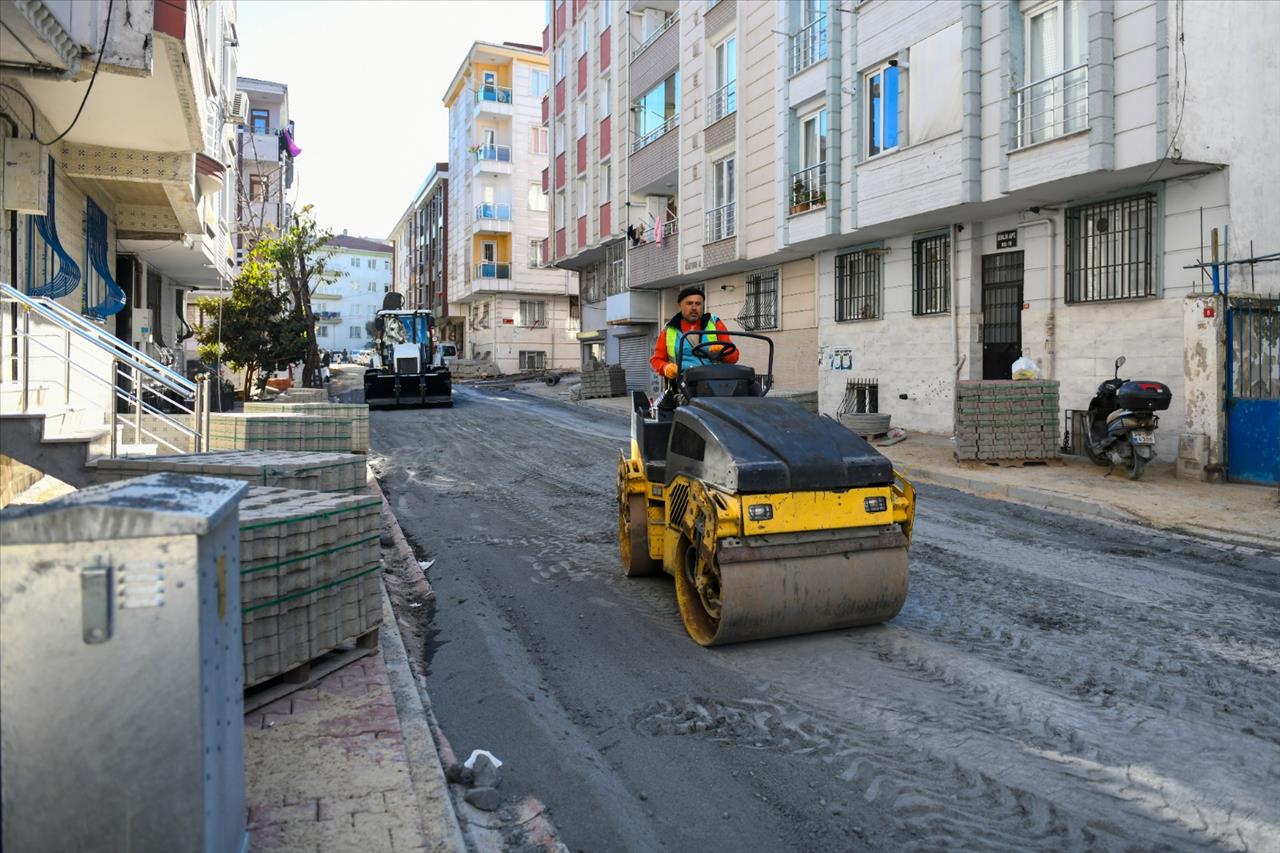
<box><xmin>628</xmin><ymin>216</ymin><xmax>679</xmax><ymax>249</ymax></box>
<box><xmin>790</xmin><ymin>15</ymin><xmax>828</xmax><ymax>75</ymax></box>
<box><xmin>1013</xmin><ymin>63</ymin><xmax>1089</xmax><ymax>149</ymax></box>
<box><xmin>707</xmin><ymin>81</ymin><xmax>736</xmax><ymax>124</ymax></box>
<box><xmin>633</xmin><ymin>113</ymin><xmax>679</xmax><ymax>153</ymax></box>
<box><xmin>790</xmin><ymin>162</ymin><xmax>827</xmax><ymax>212</ymax></box>
<box><xmin>475</xmin><ymin>83</ymin><xmax>513</xmax><ymax>104</ymax></box>
<box><xmin>1</xmin><ymin>282</ymin><xmax>210</xmax><ymax>456</ymax></box>
<box><xmin>475</xmin><ymin>203</ymin><xmax>512</xmax><ymax>221</ymax></box>
<box><xmin>315</xmin><ymin>311</ymin><xmax>342</xmax><ymax>323</ymax></box>
<box><xmin>474</xmin><ymin>144</ymin><xmax>512</xmax><ymax>163</ymax></box>
<box><xmin>474</xmin><ymin>262</ymin><xmax>512</xmax><ymax>279</ymax></box>
<box><xmin>633</xmin><ymin>11</ymin><xmax>678</xmax><ymax>59</ymax></box>
<box><xmin>706</xmin><ymin>203</ymin><xmax>736</xmax><ymax>243</ymax></box>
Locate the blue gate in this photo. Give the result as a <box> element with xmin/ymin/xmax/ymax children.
<box><xmin>1226</xmin><ymin>294</ymin><xmax>1280</xmax><ymax>485</ymax></box>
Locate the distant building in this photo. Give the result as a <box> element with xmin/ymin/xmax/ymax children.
<box><xmin>315</xmin><ymin>234</ymin><xmax>394</xmax><ymax>354</ymax></box>
<box><xmin>235</xmin><ymin>76</ymin><xmax>297</xmax><ymax>262</ymax></box>
<box><xmin>388</xmin><ymin>164</ymin><xmax>453</xmax><ymax>340</ymax></box>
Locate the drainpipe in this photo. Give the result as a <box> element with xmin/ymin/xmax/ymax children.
<box><xmin>1016</xmin><ymin>217</ymin><xmax>1056</xmax><ymax>380</ymax></box>
<box><xmin>951</xmin><ymin>223</ymin><xmax>961</xmax><ymax>376</ymax></box>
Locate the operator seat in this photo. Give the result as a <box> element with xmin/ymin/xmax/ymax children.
<box><xmin>683</xmin><ymin>364</ymin><xmax>760</xmax><ymax>398</ymax></box>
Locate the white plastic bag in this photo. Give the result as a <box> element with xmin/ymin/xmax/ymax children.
<box><xmin>1010</xmin><ymin>356</ymin><xmax>1040</xmax><ymax>381</ymax></box>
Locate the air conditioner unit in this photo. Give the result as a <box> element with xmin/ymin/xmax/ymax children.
<box><xmin>227</xmin><ymin>91</ymin><xmax>250</xmax><ymax>126</ymax></box>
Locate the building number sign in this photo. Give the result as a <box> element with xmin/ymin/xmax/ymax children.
<box><xmin>996</xmin><ymin>230</ymin><xmax>1018</xmax><ymax>249</ymax></box>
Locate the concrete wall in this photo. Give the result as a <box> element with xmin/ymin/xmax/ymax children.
<box><xmin>464</xmin><ymin>293</ymin><xmax>577</xmax><ymax>372</ymax></box>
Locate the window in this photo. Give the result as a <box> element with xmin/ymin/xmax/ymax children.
<box><xmin>350</xmin><ymin>326</ymin><xmax>361</xmax><ymax>338</ymax></box>
<box><xmin>317</xmin><ymin>325</ymin><xmax>329</xmax><ymax>338</ymax></box>
<box><xmin>598</xmin><ymin>75</ymin><xmax>611</xmax><ymax>119</ymax></box>
<box><xmin>599</xmin><ymin>162</ymin><xmax>611</xmax><ymax>198</ymax></box>
<box><xmin>707</xmin><ymin>155</ymin><xmax>736</xmax><ymax>241</ymax></box>
<box><xmin>531</xmin><ymin>69</ymin><xmax>550</xmax><ymax>98</ymax></box>
<box><xmin>384</xmin><ymin>260</ymin><xmax>390</xmax><ymax>270</ymax></box>
<box><xmin>579</xmin><ymin>22</ymin><xmax>589</xmax><ymax>57</ymax></box>
<box><xmin>555</xmin><ymin>193</ymin><xmax>566</xmax><ymax>228</ymax></box>
<box><xmin>529</xmin><ymin>181</ymin><xmax>548</xmax><ymax>211</ymax></box>
<box><xmin>1065</xmin><ymin>193</ymin><xmax>1157</xmax><ymax>303</ymax></box>
<box><xmin>250</xmin><ymin>108</ymin><xmax>269</xmax><ymax>133</ymax></box>
<box><xmin>835</xmin><ymin>248</ymin><xmax>881</xmax><ymax>321</ymax></box>
<box><xmin>532</xmin><ymin>125</ymin><xmax>549</xmax><ymax>154</ymax></box>
<box><xmin>865</xmin><ymin>63</ymin><xmax>900</xmax><ymax>157</ymax></box>
<box><xmin>481</xmin><ymin>240</ymin><xmax>497</xmax><ymax>263</ymax></box>
<box><xmin>576</xmin><ymin>100</ymin><xmax>588</xmax><ymax>134</ymax></box>
<box><xmin>555</xmin><ymin>122</ymin><xmax>566</xmax><ymax>153</ymax></box>
<box><xmin>912</xmin><ymin>233</ymin><xmax>950</xmax><ymax>315</ymax></box>
<box><xmin>801</xmin><ymin>109</ymin><xmax>827</xmax><ymax>169</ymax></box>
<box><xmin>1019</xmin><ymin>0</ymin><xmax>1088</xmax><ymax>146</ymax></box>
<box><xmin>709</xmin><ymin>36</ymin><xmax>736</xmax><ymax>121</ymax></box>
<box><xmin>529</xmin><ymin>239</ymin><xmax>545</xmax><ymax>268</ymax></box>
<box><xmin>520</xmin><ymin>351</ymin><xmax>547</xmax><ymax>370</ymax></box>
<box><xmin>600</xmin><ymin>0</ymin><xmax>612</xmax><ymax>30</ymax></box>
<box><xmin>367</xmin><ymin>258</ymin><xmax>376</xmax><ymax>269</ymax></box>
<box><xmin>248</xmin><ymin>174</ymin><xmax>265</xmax><ymax>201</ymax></box>
<box><xmin>575</xmin><ymin>177</ymin><xmax>588</xmax><ymax>217</ymax></box>
<box><xmin>738</xmin><ymin>269</ymin><xmax>779</xmax><ymax>331</ymax></box>
<box><xmin>368</xmin><ymin>282</ymin><xmax>376</xmax><ymax>291</ymax></box>
<box><xmin>791</xmin><ymin>0</ymin><xmax>828</xmax><ymax>73</ymax></box>
<box><xmin>634</xmin><ymin>72</ymin><xmax>679</xmax><ymax>149</ymax></box>
<box><xmin>519</xmin><ymin>300</ymin><xmax>546</xmax><ymax>327</ymax></box>
<box><xmin>555</xmin><ymin>45</ymin><xmax>567</xmax><ymax>80</ymax></box>
<box><xmin>350</xmin><ymin>256</ymin><xmax>360</xmax><ymax>268</ymax></box>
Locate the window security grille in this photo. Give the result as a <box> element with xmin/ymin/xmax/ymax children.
<box><xmin>837</xmin><ymin>378</ymin><xmax>879</xmax><ymax>414</ymax></box>
<box><xmin>738</xmin><ymin>269</ymin><xmax>779</xmax><ymax>331</ymax></box>
<box><xmin>519</xmin><ymin>350</ymin><xmax>547</xmax><ymax>370</ymax></box>
<box><xmin>912</xmin><ymin>233</ymin><xmax>950</xmax><ymax>315</ymax></box>
<box><xmin>835</xmin><ymin>249</ymin><xmax>880</xmax><ymax>321</ymax></box>
<box><xmin>1065</xmin><ymin>193</ymin><xmax>1156</xmax><ymax>303</ymax></box>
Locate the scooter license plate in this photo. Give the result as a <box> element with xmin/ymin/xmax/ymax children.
<box><xmin>1131</xmin><ymin>432</ymin><xmax>1155</xmax><ymax>445</ymax></box>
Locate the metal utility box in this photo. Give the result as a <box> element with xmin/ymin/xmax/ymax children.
<box><xmin>131</xmin><ymin>306</ymin><xmax>154</xmax><ymax>346</ymax></box>
<box><xmin>1</xmin><ymin>137</ymin><xmax>49</xmax><ymax>214</ymax></box>
<box><xmin>1</xmin><ymin>473</ymin><xmax>250</xmax><ymax>853</ymax></box>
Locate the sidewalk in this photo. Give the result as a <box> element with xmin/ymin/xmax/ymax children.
<box><xmin>498</xmin><ymin>378</ymin><xmax>1278</xmax><ymax>551</ymax></box>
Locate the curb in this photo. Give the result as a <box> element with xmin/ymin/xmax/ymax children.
<box><xmin>897</xmin><ymin>463</ymin><xmax>1138</xmax><ymax>524</ymax></box>
<box><xmin>369</xmin><ymin>475</ymin><xmax>468</xmax><ymax>853</ymax></box>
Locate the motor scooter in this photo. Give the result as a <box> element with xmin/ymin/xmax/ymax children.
<box><xmin>1084</xmin><ymin>356</ymin><xmax>1172</xmax><ymax>480</ymax></box>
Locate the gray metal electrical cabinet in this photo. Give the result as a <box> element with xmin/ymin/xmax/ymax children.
<box><xmin>1</xmin><ymin>473</ymin><xmax>250</xmax><ymax>853</ymax></box>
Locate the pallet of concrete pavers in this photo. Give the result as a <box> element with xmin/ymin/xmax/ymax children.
<box><xmin>238</xmin><ymin>486</ymin><xmax>382</xmax><ymax>690</ymax></box>
<box><xmin>95</xmin><ymin>451</ymin><xmax>368</xmax><ymax>494</ymax></box>
<box><xmin>243</xmin><ymin>401</ymin><xmax>369</xmax><ymax>453</ymax></box>
<box><xmin>580</xmin><ymin>365</ymin><xmax>627</xmax><ymax>399</ymax></box>
<box><xmin>207</xmin><ymin>412</ymin><xmax>352</xmax><ymax>453</ymax></box>
<box><xmin>954</xmin><ymin>380</ymin><xmax>1060</xmax><ymax>462</ymax></box>
<box><xmin>277</xmin><ymin>387</ymin><xmax>329</xmax><ymax>402</ymax></box>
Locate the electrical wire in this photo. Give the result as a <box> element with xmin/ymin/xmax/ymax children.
<box><xmin>1142</xmin><ymin>0</ymin><xmax>1188</xmax><ymax>187</ymax></box>
<box><xmin>0</xmin><ymin>83</ymin><xmax>38</xmax><ymax>138</ymax></box>
<box><xmin>42</xmin><ymin>0</ymin><xmax>115</xmax><ymax>147</ymax></box>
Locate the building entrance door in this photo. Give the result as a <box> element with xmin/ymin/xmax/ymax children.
<box><xmin>981</xmin><ymin>251</ymin><xmax>1024</xmax><ymax>380</ymax></box>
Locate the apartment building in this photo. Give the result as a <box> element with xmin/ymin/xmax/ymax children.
<box><xmin>387</xmin><ymin>163</ymin><xmax>453</xmax><ymax>341</ymax></box>
<box><xmin>443</xmin><ymin>41</ymin><xmax>578</xmax><ymax>373</ymax></box>
<box><xmin>235</xmin><ymin>76</ymin><xmax>296</xmax><ymax>259</ymax></box>
<box><xmin>0</xmin><ymin>0</ymin><xmax>239</xmax><ymax>375</ymax></box>
<box><xmin>311</xmin><ymin>234</ymin><xmax>393</xmax><ymax>356</ymax></box>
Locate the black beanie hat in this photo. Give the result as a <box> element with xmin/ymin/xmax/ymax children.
<box><xmin>677</xmin><ymin>285</ymin><xmax>705</xmax><ymax>303</ymax></box>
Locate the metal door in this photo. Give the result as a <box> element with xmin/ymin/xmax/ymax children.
<box><xmin>981</xmin><ymin>251</ymin><xmax>1024</xmax><ymax>380</ymax></box>
<box><xmin>619</xmin><ymin>333</ymin><xmax>654</xmax><ymax>393</ymax></box>
<box><xmin>1226</xmin><ymin>294</ymin><xmax>1279</xmax><ymax>485</ymax></box>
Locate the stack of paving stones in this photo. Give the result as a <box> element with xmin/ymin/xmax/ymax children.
<box><xmin>95</xmin><ymin>450</ymin><xmax>368</xmax><ymax>494</ymax></box>
<box><xmin>207</xmin><ymin>412</ymin><xmax>351</xmax><ymax>453</ymax></box>
<box><xmin>580</xmin><ymin>365</ymin><xmax>628</xmax><ymax>399</ymax></box>
<box><xmin>243</xmin><ymin>402</ymin><xmax>369</xmax><ymax>453</ymax></box>
<box><xmin>278</xmin><ymin>387</ymin><xmax>329</xmax><ymax>402</ymax></box>
<box><xmin>954</xmin><ymin>380</ymin><xmax>1060</xmax><ymax>462</ymax></box>
<box><xmin>238</xmin><ymin>486</ymin><xmax>382</xmax><ymax>687</ymax></box>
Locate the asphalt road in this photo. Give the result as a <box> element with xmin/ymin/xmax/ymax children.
<box><xmin>371</xmin><ymin>384</ymin><xmax>1280</xmax><ymax>853</ymax></box>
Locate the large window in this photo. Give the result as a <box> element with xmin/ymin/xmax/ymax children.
<box><xmin>835</xmin><ymin>248</ymin><xmax>881</xmax><ymax>321</ymax></box>
<box><xmin>598</xmin><ymin>75</ymin><xmax>612</xmax><ymax>119</ymax></box>
<box><xmin>599</xmin><ymin>162</ymin><xmax>611</xmax><ymax>198</ymax></box>
<box><xmin>575</xmin><ymin>177</ymin><xmax>587</xmax><ymax>217</ymax></box>
<box><xmin>634</xmin><ymin>72</ymin><xmax>679</xmax><ymax>150</ymax></box>
<box><xmin>248</xmin><ymin>174</ymin><xmax>265</xmax><ymax>201</ymax></box>
<box><xmin>709</xmin><ymin>36</ymin><xmax>736</xmax><ymax>122</ymax></box>
<box><xmin>520</xmin><ymin>350</ymin><xmax>547</xmax><ymax>370</ymax></box>
<box><xmin>529</xmin><ymin>181</ymin><xmax>548</xmax><ymax>211</ymax></box>
<box><xmin>865</xmin><ymin>63</ymin><xmax>900</xmax><ymax>157</ymax></box>
<box><xmin>579</xmin><ymin>22</ymin><xmax>589</xmax><ymax>57</ymax></box>
<box><xmin>739</xmin><ymin>269</ymin><xmax>779</xmax><ymax>331</ymax></box>
<box><xmin>519</xmin><ymin>300</ymin><xmax>546</xmax><ymax>327</ymax></box>
<box><xmin>531</xmin><ymin>69</ymin><xmax>550</xmax><ymax>98</ymax></box>
<box><xmin>529</xmin><ymin>239</ymin><xmax>545</xmax><ymax>268</ymax></box>
<box><xmin>790</xmin><ymin>0</ymin><xmax>828</xmax><ymax>74</ymax></box>
<box><xmin>707</xmin><ymin>155</ymin><xmax>736</xmax><ymax>241</ymax></box>
<box><xmin>532</xmin><ymin>125</ymin><xmax>549</xmax><ymax>154</ymax></box>
<box><xmin>1065</xmin><ymin>193</ymin><xmax>1157</xmax><ymax>303</ymax></box>
<box><xmin>912</xmin><ymin>233</ymin><xmax>950</xmax><ymax>316</ymax></box>
<box><xmin>1018</xmin><ymin>0</ymin><xmax>1088</xmax><ymax>146</ymax></box>
<box><xmin>555</xmin><ymin>46</ymin><xmax>566</xmax><ymax>80</ymax></box>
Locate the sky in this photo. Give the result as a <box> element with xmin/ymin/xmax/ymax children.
<box><xmin>235</xmin><ymin>0</ymin><xmax>548</xmax><ymax>241</ymax></box>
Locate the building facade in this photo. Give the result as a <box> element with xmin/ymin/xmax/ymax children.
<box><xmin>443</xmin><ymin>41</ymin><xmax>578</xmax><ymax>373</ymax></box>
<box><xmin>314</xmin><ymin>235</ymin><xmax>393</xmax><ymax>356</ymax></box>
<box><xmin>235</xmin><ymin>76</ymin><xmax>296</xmax><ymax>261</ymax></box>
<box><xmin>387</xmin><ymin>163</ymin><xmax>453</xmax><ymax>341</ymax></box>
<box><xmin>0</xmin><ymin>0</ymin><xmax>239</xmax><ymax>376</ymax></box>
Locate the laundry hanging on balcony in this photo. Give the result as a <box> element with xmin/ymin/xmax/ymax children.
<box><xmin>83</xmin><ymin>197</ymin><xmax>126</xmax><ymax>320</ymax></box>
<box><xmin>280</xmin><ymin>125</ymin><xmax>302</xmax><ymax>158</ymax></box>
<box><xmin>27</xmin><ymin>156</ymin><xmax>81</xmax><ymax>300</ymax></box>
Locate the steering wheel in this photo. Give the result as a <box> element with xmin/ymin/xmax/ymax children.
<box><xmin>690</xmin><ymin>340</ymin><xmax>738</xmax><ymax>363</ymax></box>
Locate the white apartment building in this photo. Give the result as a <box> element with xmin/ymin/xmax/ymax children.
<box><xmin>235</xmin><ymin>76</ymin><xmax>296</xmax><ymax>261</ymax></box>
<box><xmin>443</xmin><ymin>41</ymin><xmax>578</xmax><ymax>373</ymax></box>
<box><xmin>314</xmin><ymin>235</ymin><xmax>393</xmax><ymax>356</ymax></box>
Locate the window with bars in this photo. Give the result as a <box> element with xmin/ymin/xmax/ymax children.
<box><xmin>912</xmin><ymin>233</ymin><xmax>950</xmax><ymax>315</ymax></box>
<box><xmin>738</xmin><ymin>269</ymin><xmax>779</xmax><ymax>330</ymax></box>
<box><xmin>1065</xmin><ymin>193</ymin><xmax>1157</xmax><ymax>303</ymax></box>
<box><xmin>835</xmin><ymin>249</ymin><xmax>881</xmax><ymax>321</ymax></box>
<box><xmin>520</xmin><ymin>350</ymin><xmax>547</xmax><ymax>370</ymax></box>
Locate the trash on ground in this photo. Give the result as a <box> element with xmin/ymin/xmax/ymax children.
<box><xmin>464</xmin><ymin>748</ymin><xmax>503</xmax><ymax>770</ymax></box>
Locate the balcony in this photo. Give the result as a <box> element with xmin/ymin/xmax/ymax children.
<box><xmin>472</xmin><ymin>143</ymin><xmax>513</xmax><ymax>176</ymax></box>
<box><xmin>474</xmin><ymin>262</ymin><xmax>512</xmax><ymax>281</ymax></box>
<box><xmin>315</xmin><ymin>311</ymin><xmax>342</xmax><ymax>324</ymax></box>
<box><xmin>630</xmin><ymin>13</ymin><xmax>680</xmax><ymax>96</ymax></box>
<box><xmin>707</xmin><ymin>81</ymin><xmax>736</xmax><ymax>126</ymax></box>
<box><xmin>633</xmin><ymin>12</ymin><xmax>678</xmax><ymax>59</ymax></box>
<box><xmin>630</xmin><ymin>117</ymin><xmax>679</xmax><ymax>196</ymax></box>
<box><xmin>474</xmin><ymin>83</ymin><xmax>514</xmax><ymax>118</ymax></box>
<box><xmin>789</xmin><ymin>163</ymin><xmax>827</xmax><ymax>216</ymax></box>
<box><xmin>790</xmin><ymin>15</ymin><xmax>828</xmax><ymax>75</ymax></box>
<box><xmin>627</xmin><ymin>217</ymin><xmax>679</xmax><ymax>288</ymax></box>
<box><xmin>705</xmin><ymin>204</ymin><xmax>735</xmax><ymax>243</ymax></box>
<box><xmin>634</xmin><ymin>114</ymin><xmax>678</xmax><ymax>154</ymax></box>
<box><xmin>241</xmin><ymin>129</ymin><xmax>279</xmax><ymax>163</ymax></box>
<box><xmin>1013</xmin><ymin>64</ymin><xmax>1089</xmax><ymax>150</ymax></box>
<box><xmin>473</xmin><ymin>203</ymin><xmax>513</xmax><ymax>235</ymax></box>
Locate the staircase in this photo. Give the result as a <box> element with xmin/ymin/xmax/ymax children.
<box><xmin>0</xmin><ymin>282</ymin><xmax>212</xmax><ymax>489</ymax></box>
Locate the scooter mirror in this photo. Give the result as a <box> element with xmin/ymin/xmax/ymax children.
<box><xmin>1114</xmin><ymin>356</ymin><xmax>1126</xmax><ymax>377</ymax></box>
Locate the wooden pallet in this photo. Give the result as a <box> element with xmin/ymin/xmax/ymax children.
<box><xmin>244</xmin><ymin>626</ymin><xmax>380</xmax><ymax>713</ymax></box>
<box><xmin>957</xmin><ymin>457</ymin><xmax>1065</xmax><ymax>469</ymax></box>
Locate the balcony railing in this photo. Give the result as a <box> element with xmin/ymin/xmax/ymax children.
<box><xmin>705</xmin><ymin>203</ymin><xmax>736</xmax><ymax>243</ymax></box>
<box><xmin>707</xmin><ymin>81</ymin><xmax>736</xmax><ymax>124</ymax></box>
<box><xmin>474</xmin><ymin>203</ymin><xmax>512</xmax><ymax>221</ymax></box>
<box><xmin>473</xmin><ymin>144</ymin><xmax>512</xmax><ymax>162</ymax></box>
<box><xmin>790</xmin><ymin>15</ymin><xmax>828</xmax><ymax>75</ymax></box>
<box><xmin>789</xmin><ymin>163</ymin><xmax>827</xmax><ymax>214</ymax></box>
<box><xmin>476</xmin><ymin>83</ymin><xmax>513</xmax><ymax>104</ymax></box>
<box><xmin>474</xmin><ymin>262</ymin><xmax>511</xmax><ymax>279</ymax></box>
<box><xmin>633</xmin><ymin>114</ymin><xmax>679</xmax><ymax>153</ymax></box>
<box><xmin>315</xmin><ymin>311</ymin><xmax>342</xmax><ymax>324</ymax></box>
<box><xmin>628</xmin><ymin>216</ymin><xmax>679</xmax><ymax>249</ymax></box>
<box><xmin>1013</xmin><ymin>63</ymin><xmax>1089</xmax><ymax>149</ymax></box>
<box><xmin>633</xmin><ymin>11</ymin><xmax>678</xmax><ymax>59</ymax></box>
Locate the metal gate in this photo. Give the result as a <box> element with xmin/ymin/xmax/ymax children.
<box><xmin>1226</xmin><ymin>294</ymin><xmax>1280</xmax><ymax>485</ymax></box>
<box><xmin>618</xmin><ymin>333</ymin><xmax>654</xmax><ymax>393</ymax></box>
<box><xmin>981</xmin><ymin>252</ymin><xmax>1024</xmax><ymax>380</ymax></box>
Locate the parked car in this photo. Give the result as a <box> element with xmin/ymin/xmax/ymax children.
<box><xmin>433</xmin><ymin>342</ymin><xmax>458</xmax><ymax>368</ymax></box>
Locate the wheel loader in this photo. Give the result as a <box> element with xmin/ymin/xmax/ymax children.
<box><xmin>616</xmin><ymin>330</ymin><xmax>916</xmax><ymax>646</ymax></box>
<box><xmin>363</xmin><ymin>293</ymin><xmax>452</xmax><ymax>408</ymax></box>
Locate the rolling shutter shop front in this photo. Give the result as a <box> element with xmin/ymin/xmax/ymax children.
<box><xmin>618</xmin><ymin>332</ymin><xmax>653</xmax><ymax>393</ymax></box>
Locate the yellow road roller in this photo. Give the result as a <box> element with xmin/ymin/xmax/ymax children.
<box><xmin>617</xmin><ymin>331</ymin><xmax>916</xmax><ymax>646</ymax></box>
